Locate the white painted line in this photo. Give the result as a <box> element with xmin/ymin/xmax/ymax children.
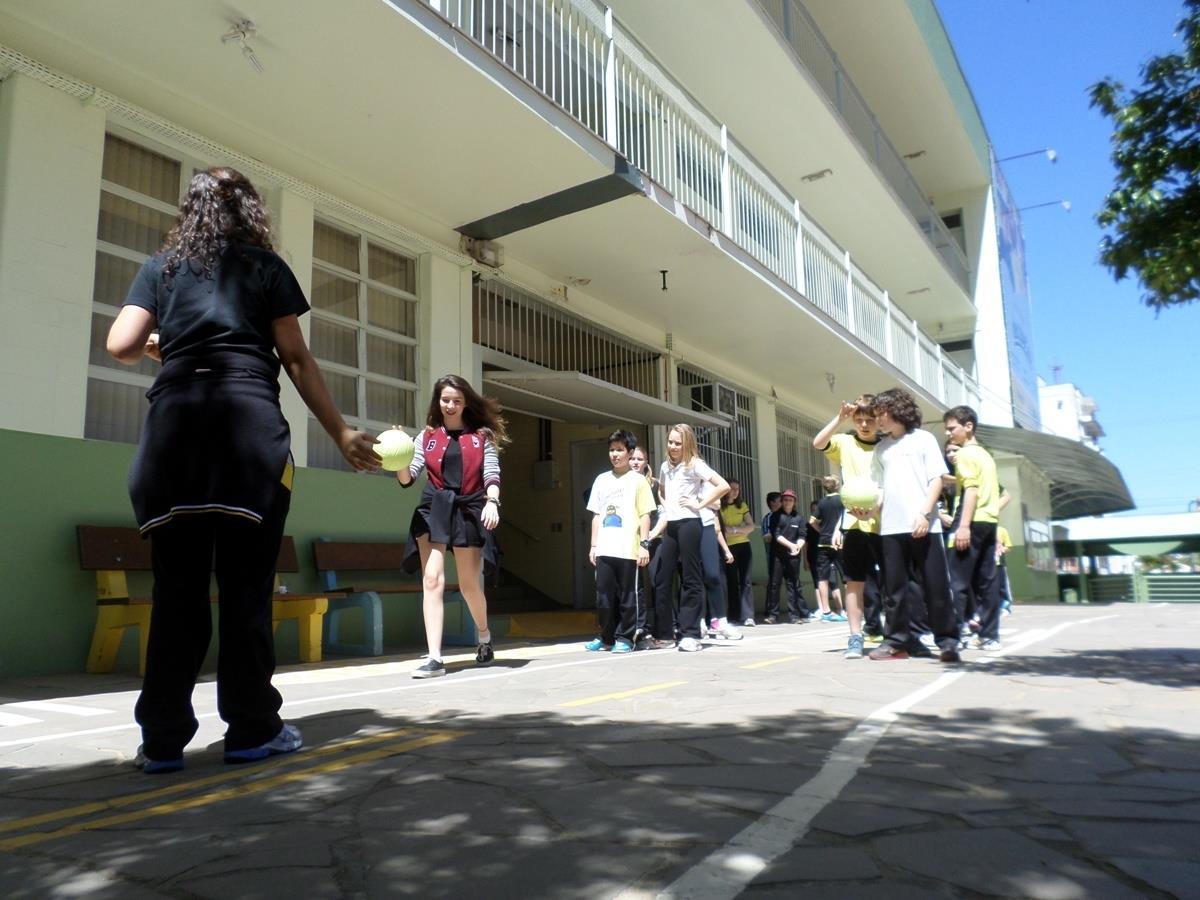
<box><xmin>658</xmin><ymin>615</ymin><xmax>1117</xmax><ymax>899</ymax></box>
<box><xmin>9</xmin><ymin>701</ymin><xmax>112</xmax><ymax>717</ymax></box>
<box><xmin>0</xmin><ymin>712</ymin><xmax>42</xmax><ymax>727</ymax></box>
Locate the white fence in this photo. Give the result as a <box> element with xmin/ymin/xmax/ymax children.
<box><xmin>425</xmin><ymin>0</ymin><xmax>980</xmax><ymax>409</ymax></box>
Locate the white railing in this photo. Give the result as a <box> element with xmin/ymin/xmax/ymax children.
<box><xmin>753</xmin><ymin>0</ymin><xmax>971</xmax><ymax>291</ymax></box>
<box><xmin>422</xmin><ymin>0</ymin><xmax>980</xmax><ymax>410</ymax></box>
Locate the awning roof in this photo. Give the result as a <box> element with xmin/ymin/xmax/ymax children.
<box><xmin>977</xmin><ymin>424</ymin><xmax>1134</xmax><ymax>520</ymax></box>
<box><xmin>483</xmin><ymin>371</ymin><xmax>731</xmax><ymax>427</ymax></box>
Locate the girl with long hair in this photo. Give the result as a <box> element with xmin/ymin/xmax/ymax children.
<box><xmin>395</xmin><ymin>374</ymin><xmax>507</xmax><ymax>677</ymax></box>
<box><xmin>628</xmin><ymin>445</ymin><xmax>662</xmax><ymax>645</ymax></box>
<box><xmin>107</xmin><ymin>167</ymin><xmax>379</xmax><ymax>773</ymax></box>
<box><xmin>653</xmin><ymin>424</ymin><xmax>729</xmax><ymax>651</ymax></box>
<box><xmin>720</xmin><ymin>479</ymin><xmax>756</xmax><ymax>626</ymax></box>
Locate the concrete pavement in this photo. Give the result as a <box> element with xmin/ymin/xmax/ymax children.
<box><xmin>0</xmin><ymin>604</ymin><xmax>1197</xmax><ymax>898</ymax></box>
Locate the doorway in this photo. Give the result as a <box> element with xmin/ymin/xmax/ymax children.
<box><xmin>571</xmin><ymin>439</ymin><xmax>613</xmax><ymax>609</ymax></box>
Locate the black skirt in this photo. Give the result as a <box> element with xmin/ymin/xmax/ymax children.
<box><xmin>403</xmin><ymin>482</ymin><xmax>500</xmax><ymax>576</ymax></box>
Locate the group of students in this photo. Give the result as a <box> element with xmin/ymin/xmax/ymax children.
<box><xmin>807</xmin><ymin>389</ymin><xmax>1009</xmax><ymax>662</ymax></box>
<box><xmin>583</xmin><ymin>389</ymin><xmax>1011</xmax><ymax>666</ymax></box>
<box><xmin>108</xmin><ymin>166</ymin><xmax>1010</xmax><ymax>774</ymax></box>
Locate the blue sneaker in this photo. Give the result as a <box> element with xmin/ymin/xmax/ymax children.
<box><xmin>821</xmin><ymin>612</ymin><xmax>837</xmax><ymax>622</ymax></box>
<box><xmin>834</xmin><ymin>612</ymin><xmax>848</xmax><ymax>622</ymax></box>
<box><xmin>612</xmin><ymin>640</ymin><xmax>634</xmax><ymax>654</ymax></box>
<box><xmin>134</xmin><ymin>745</ymin><xmax>183</xmax><ymax>774</ymax></box>
<box><xmin>224</xmin><ymin>724</ymin><xmax>303</xmax><ymax>763</ymax></box>
<box><xmin>583</xmin><ymin>638</ymin><xmax>612</xmax><ymax>652</ymax></box>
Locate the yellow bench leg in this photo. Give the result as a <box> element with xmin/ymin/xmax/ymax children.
<box><xmin>87</xmin><ymin>605</ymin><xmax>151</xmax><ymax>675</ymax></box>
<box><xmin>271</xmin><ymin>597</ymin><xmax>328</xmax><ymax>663</ymax></box>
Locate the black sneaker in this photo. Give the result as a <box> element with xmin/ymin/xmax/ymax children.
<box><xmin>939</xmin><ymin>648</ymin><xmax>962</xmax><ymax>664</ymax></box>
<box><xmin>475</xmin><ymin>641</ymin><xmax>495</xmax><ymax>667</ymax></box>
<box><xmin>412</xmin><ymin>658</ymin><xmax>446</xmax><ymax>679</ymax></box>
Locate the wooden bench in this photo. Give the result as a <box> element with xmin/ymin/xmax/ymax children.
<box><xmin>77</xmin><ymin>525</ymin><xmax>341</xmax><ymax>674</ymax></box>
<box><xmin>312</xmin><ymin>540</ymin><xmax>475</xmax><ymax>656</ymax></box>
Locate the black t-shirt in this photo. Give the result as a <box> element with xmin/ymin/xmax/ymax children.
<box><xmin>124</xmin><ymin>245</ymin><xmax>310</xmax><ymax>368</ymax></box>
<box><xmin>816</xmin><ymin>494</ymin><xmax>844</xmax><ymax>545</ymax></box>
<box><xmin>443</xmin><ymin>430</ymin><xmax>464</xmax><ymax>491</ymax></box>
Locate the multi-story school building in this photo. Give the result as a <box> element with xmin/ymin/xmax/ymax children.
<box><xmin>0</xmin><ymin>0</ymin><xmax>1130</xmax><ymax>675</ymax></box>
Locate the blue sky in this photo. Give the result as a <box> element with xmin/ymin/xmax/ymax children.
<box><xmin>936</xmin><ymin>0</ymin><xmax>1200</xmax><ymax>516</ymax></box>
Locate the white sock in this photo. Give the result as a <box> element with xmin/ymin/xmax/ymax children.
<box><xmin>478</xmin><ymin>629</ymin><xmax>492</xmax><ymax>644</ymax></box>
<box><xmin>427</xmin><ymin>654</ymin><xmax>442</xmax><ymax>663</ymax></box>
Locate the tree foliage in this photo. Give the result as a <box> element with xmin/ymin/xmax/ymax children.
<box><xmin>1089</xmin><ymin>0</ymin><xmax>1200</xmax><ymax>312</ymax></box>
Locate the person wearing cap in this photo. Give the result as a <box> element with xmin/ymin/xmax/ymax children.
<box><xmin>765</xmin><ymin>489</ymin><xmax>808</xmax><ymax>624</ymax></box>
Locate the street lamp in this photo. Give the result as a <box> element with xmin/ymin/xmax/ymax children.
<box><xmin>999</xmin><ymin>148</ymin><xmax>1057</xmax><ymax>164</ymax></box>
<box><xmin>1018</xmin><ymin>199</ymin><xmax>1071</xmax><ymax>213</ymax></box>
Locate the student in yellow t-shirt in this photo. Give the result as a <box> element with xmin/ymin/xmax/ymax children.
<box><xmin>996</xmin><ymin>525</ymin><xmax>1014</xmax><ymax>615</ymax></box>
<box><xmin>813</xmin><ymin>395</ymin><xmax>883</xmax><ymax>659</ymax></box>
<box><xmin>719</xmin><ymin>479</ymin><xmax>756</xmax><ymax>626</ymax></box>
<box><xmin>943</xmin><ymin>405</ymin><xmax>1002</xmax><ymax>650</ymax></box>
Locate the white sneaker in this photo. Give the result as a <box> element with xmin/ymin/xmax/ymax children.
<box><xmin>742</xmin><ymin>618</ymin><xmax>756</xmax><ymax>628</ymax></box>
<box><xmin>918</xmin><ymin>633</ymin><xmax>938</xmax><ymax>651</ymax></box>
<box><xmin>715</xmin><ymin>621</ymin><xmax>743</xmax><ymax>641</ymax></box>
<box><xmin>677</xmin><ymin>636</ymin><xmax>702</xmax><ymax>652</ymax></box>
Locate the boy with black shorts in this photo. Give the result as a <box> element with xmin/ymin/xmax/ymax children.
<box><xmin>811</xmin><ymin>475</ymin><xmax>846</xmax><ymax>623</ymax></box>
<box><xmin>814</xmin><ymin>396</ymin><xmax>883</xmax><ymax>659</ymax></box>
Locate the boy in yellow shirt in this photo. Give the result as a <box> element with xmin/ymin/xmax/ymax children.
<box><xmin>943</xmin><ymin>405</ymin><xmax>1002</xmax><ymax>650</ymax></box>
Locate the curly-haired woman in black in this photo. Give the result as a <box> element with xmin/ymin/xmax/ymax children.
<box><xmin>394</xmin><ymin>374</ymin><xmax>506</xmax><ymax>677</ymax></box>
<box><xmin>107</xmin><ymin>167</ymin><xmax>379</xmax><ymax>773</ymax></box>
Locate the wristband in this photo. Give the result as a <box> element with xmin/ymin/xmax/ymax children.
<box><xmin>486</xmin><ymin>497</ymin><xmax>501</xmax><ymax>508</ymax></box>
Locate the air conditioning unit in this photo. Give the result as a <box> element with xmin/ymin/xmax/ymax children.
<box><xmin>689</xmin><ymin>382</ymin><xmax>736</xmax><ymax>419</ymax></box>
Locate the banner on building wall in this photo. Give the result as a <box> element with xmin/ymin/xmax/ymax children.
<box><xmin>991</xmin><ymin>157</ymin><xmax>1041</xmax><ymax>430</ymax></box>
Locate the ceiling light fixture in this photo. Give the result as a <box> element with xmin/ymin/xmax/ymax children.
<box><xmin>222</xmin><ymin>19</ymin><xmax>264</xmax><ymax>74</ymax></box>
<box><xmin>902</xmin><ymin>150</ymin><xmax>927</xmax><ymax>160</ymax></box>
<box><xmin>801</xmin><ymin>168</ymin><xmax>833</xmax><ymax>182</ymax></box>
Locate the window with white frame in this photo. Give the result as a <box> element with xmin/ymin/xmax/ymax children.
<box><xmin>676</xmin><ymin>365</ymin><xmax>758</xmax><ymax>515</ymax></box>
<box><xmin>85</xmin><ymin>133</ymin><xmax>190</xmax><ymax>444</ymax></box>
<box><xmin>307</xmin><ymin>219</ymin><xmax>419</xmax><ymax>470</ymax></box>
<box><xmin>776</xmin><ymin>408</ymin><xmax>830</xmax><ymax>514</ymax></box>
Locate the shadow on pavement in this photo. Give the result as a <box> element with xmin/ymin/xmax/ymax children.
<box><xmin>1</xmin><ymin>702</ymin><xmax>1198</xmax><ymax>898</ymax></box>
<box><xmin>979</xmin><ymin>645</ymin><xmax>1200</xmax><ymax>690</ymax></box>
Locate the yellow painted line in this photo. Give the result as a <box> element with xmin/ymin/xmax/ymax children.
<box><xmin>740</xmin><ymin>656</ymin><xmax>802</xmax><ymax>670</ymax></box>
<box><xmin>560</xmin><ymin>680</ymin><xmax>686</xmax><ymax>708</ymax></box>
<box><xmin>0</xmin><ymin>728</ymin><xmax>443</xmax><ymax>840</ymax></box>
<box><xmin>0</xmin><ymin>731</ymin><xmax>459</xmax><ymax>851</ymax></box>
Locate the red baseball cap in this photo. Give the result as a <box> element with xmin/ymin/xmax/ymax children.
<box><xmin>780</xmin><ymin>489</ymin><xmax>797</xmax><ymax>499</ymax></box>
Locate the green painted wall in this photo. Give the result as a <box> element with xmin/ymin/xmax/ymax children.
<box><xmin>1002</xmin><ymin>547</ymin><xmax>1059</xmax><ymax>603</ymax></box>
<box><xmin>0</xmin><ymin>428</ymin><xmax>427</xmax><ymax>678</ymax></box>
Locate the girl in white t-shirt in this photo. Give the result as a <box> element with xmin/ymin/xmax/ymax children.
<box><xmin>651</xmin><ymin>424</ymin><xmax>729</xmax><ymax>651</ymax></box>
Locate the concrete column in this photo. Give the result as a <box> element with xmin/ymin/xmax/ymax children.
<box><xmin>753</xmin><ymin>393</ymin><xmax>779</xmax><ymax>495</ymax></box>
<box><xmin>420</xmin><ymin>253</ymin><xmax>474</xmax><ymax>388</ymax></box>
<box><xmin>272</xmin><ymin>188</ymin><xmax>315</xmax><ymax>464</ymax></box>
<box><xmin>0</xmin><ymin>74</ymin><xmax>106</xmax><ymax>437</ymax></box>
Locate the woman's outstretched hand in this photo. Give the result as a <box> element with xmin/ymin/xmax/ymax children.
<box><xmin>482</xmin><ymin>499</ymin><xmax>500</xmax><ymax>530</ymax></box>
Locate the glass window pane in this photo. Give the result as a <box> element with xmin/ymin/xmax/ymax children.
<box><xmin>311</xmin><ymin>269</ymin><xmax>359</xmax><ymax>319</ymax></box>
<box><xmin>320</xmin><ymin>366</ymin><xmax>358</xmax><ymax>417</ymax></box>
<box><xmin>368</xmin><ymin>243</ymin><xmax>415</xmax><ymax>292</ymax></box>
<box><xmin>93</xmin><ymin>251</ymin><xmax>143</xmax><ymax>307</ymax></box>
<box><xmin>89</xmin><ymin>311</ymin><xmax>158</xmax><ymax>376</ymax></box>
<box><xmin>84</xmin><ymin>378</ymin><xmax>149</xmax><ymax>443</ymax></box>
<box><xmin>367</xmin><ymin>287</ymin><xmax>416</xmax><ymax>336</ymax></box>
<box><xmin>98</xmin><ymin>191</ymin><xmax>175</xmax><ymax>256</ymax></box>
<box><xmin>102</xmin><ymin>134</ymin><xmax>181</xmax><ymax>204</ymax></box>
<box><xmin>307</xmin><ymin>416</ymin><xmax>354</xmax><ymax>471</ymax></box>
<box><xmin>366</xmin><ymin>334</ymin><xmax>414</xmax><ymax>381</ymax></box>
<box><xmin>313</xmin><ymin>221</ymin><xmax>360</xmax><ymax>272</ymax></box>
<box><xmin>366</xmin><ymin>381</ymin><xmax>414</xmax><ymax>427</ymax></box>
<box><xmin>311</xmin><ymin>319</ymin><xmax>358</xmax><ymax>368</ymax></box>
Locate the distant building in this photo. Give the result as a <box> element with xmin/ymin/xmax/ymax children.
<box><xmin>1038</xmin><ymin>378</ymin><xmax>1105</xmax><ymax>451</ymax></box>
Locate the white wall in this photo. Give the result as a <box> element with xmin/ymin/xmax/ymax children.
<box><xmin>0</xmin><ymin>74</ymin><xmax>105</xmax><ymax>437</ymax></box>
<box><xmin>964</xmin><ymin>187</ymin><xmax>1013</xmax><ymax>427</ymax></box>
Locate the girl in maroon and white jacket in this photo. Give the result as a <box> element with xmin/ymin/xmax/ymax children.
<box><xmin>395</xmin><ymin>375</ymin><xmax>507</xmax><ymax>678</ymax></box>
